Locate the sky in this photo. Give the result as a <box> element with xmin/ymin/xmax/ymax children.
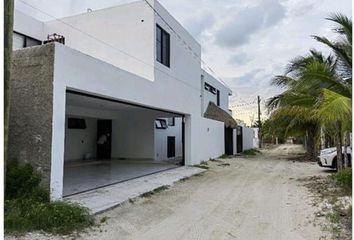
<box><xmin>16</xmin><ymin>0</ymin><xmax>352</xmax><ymax>125</ymax></box>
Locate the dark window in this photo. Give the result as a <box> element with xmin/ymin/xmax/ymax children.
<box><xmin>217</xmin><ymin>90</ymin><xmax>220</xmax><ymax>106</ymax></box>
<box><xmin>167</xmin><ymin>136</ymin><xmax>176</xmax><ymax>158</ymax></box>
<box><xmin>155</xmin><ymin>119</ymin><xmax>168</xmax><ymax>129</ymax></box>
<box><xmin>156</xmin><ymin>25</ymin><xmax>170</xmax><ymax>67</ymax></box>
<box><xmin>168</xmin><ymin>117</ymin><xmax>175</xmax><ymax>126</ymax></box>
<box><xmin>68</xmin><ymin>118</ymin><xmax>86</xmax><ymax>129</ymax></box>
<box><xmin>13</xmin><ymin>32</ymin><xmax>41</xmax><ymax>50</ymax></box>
<box><xmin>204</xmin><ymin>82</ymin><xmax>218</xmax><ymax>95</ymax></box>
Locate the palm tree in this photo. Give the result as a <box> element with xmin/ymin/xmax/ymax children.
<box><xmin>313</xmin><ymin>13</ymin><xmax>352</xmax><ymax>170</ymax></box>
<box><xmin>267</xmin><ymin>51</ymin><xmax>336</xmax><ymax>160</ymax></box>
<box><xmin>266</xmin><ymin>13</ymin><xmax>352</xmax><ymax>169</ymax></box>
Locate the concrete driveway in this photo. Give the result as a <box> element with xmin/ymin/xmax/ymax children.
<box><xmin>9</xmin><ymin>144</ymin><xmax>331</xmax><ymax>240</ymax></box>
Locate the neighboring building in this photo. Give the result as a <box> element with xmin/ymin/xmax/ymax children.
<box><xmin>9</xmin><ymin>0</ymin><xmax>237</xmax><ymax>200</ymax></box>
<box><xmin>234</xmin><ymin>120</ymin><xmax>257</xmax><ymax>153</ymax></box>
<box><xmin>252</xmin><ymin>128</ymin><xmax>260</xmax><ymax>148</ymax></box>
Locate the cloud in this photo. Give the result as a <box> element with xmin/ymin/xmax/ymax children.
<box><xmin>229</xmin><ymin>52</ymin><xmax>252</xmax><ymax>65</ymax></box>
<box><xmin>183</xmin><ymin>12</ymin><xmax>215</xmax><ymax>40</ymax></box>
<box><xmin>215</xmin><ymin>0</ymin><xmax>286</xmax><ymax>48</ymax></box>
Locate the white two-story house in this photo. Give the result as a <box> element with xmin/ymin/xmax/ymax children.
<box><xmin>9</xmin><ymin>0</ymin><xmax>236</xmax><ymax>199</ymax></box>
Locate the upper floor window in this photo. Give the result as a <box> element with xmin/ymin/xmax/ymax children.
<box><xmin>156</xmin><ymin>25</ymin><xmax>170</xmax><ymax>67</ymax></box>
<box><xmin>13</xmin><ymin>32</ymin><xmax>41</xmax><ymax>50</ymax></box>
<box><xmin>217</xmin><ymin>90</ymin><xmax>220</xmax><ymax>106</ymax></box>
<box><xmin>204</xmin><ymin>82</ymin><xmax>217</xmax><ymax>95</ymax></box>
<box><xmin>167</xmin><ymin>117</ymin><xmax>175</xmax><ymax>126</ymax></box>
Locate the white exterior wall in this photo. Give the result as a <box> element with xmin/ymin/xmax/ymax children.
<box><xmin>154</xmin><ymin>118</ymin><xmax>183</xmax><ymax>161</ymax></box>
<box><xmin>14</xmin><ymin>10</ymin><xmax>45</xmax><ymax>40</ymax></box>
<box><xmin>252</xmin><ymin>128</ymin><xmax>260</xmax><ymax>148</ymax></box>
<box><xmin>44</xmin><ymin>1</ymin><xmax>155</xmax><ymax>80</ymax></box>
<box><xmin>202</xmin><ymin>71</ymin><xmax>232</xmax><ymax>114</ymax></box>
<box><xmin>14</xmin><ymin>0</ymin><xmax>231</xmax><ymax>199</ymax></box>
<box><xmin>242</xmin><ymin>127</ymin><xmax>255</xmax><ymax>151</ymax></box>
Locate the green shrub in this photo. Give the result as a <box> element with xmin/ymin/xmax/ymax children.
<box><xmin>5</xmin><ymin>161</ymin><xmax>94</xmax><ymax>235</ymax></box>
<box><xmin>332</xmin><ymin>168</ymin><xmax>352</xmax><ymax>195</ymax></box>
<box><xmin>6</xmin><ymin>161</ymin><xmax>49</xmax><ymax>201</ymax></box>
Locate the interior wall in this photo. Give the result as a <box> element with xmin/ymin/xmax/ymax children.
<box><xmin>154</xmin><ymin>117</ymin><xmax>183</xmax><ymax>161</ymax></box>
<box><xmin>111</xmin><ymin>111</ymin><xmax>156</xmax><ymax>159</ymax></box>
<box><xmin>64</xmin><ymin>116</ymin><xmax>97</xmax><ymax>161</ymax></box>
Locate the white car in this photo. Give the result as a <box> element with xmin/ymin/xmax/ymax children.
<box><xmin>317</xmin><ymin>147</ymin><xmax>352</xmax><ymax>169</ymax></box>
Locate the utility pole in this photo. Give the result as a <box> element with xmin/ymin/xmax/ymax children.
<box><xmin>5</xmin><ymin>0</ymin><xmax>14</xmax><ymax>186</ymax></box>
<box><xmin>257</xmin><ymin>96</ymin><xmax>262</xmax><ymax>148</ymax></box>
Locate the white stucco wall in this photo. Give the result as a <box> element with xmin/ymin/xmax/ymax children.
<box><xmin>50</xmin><ymin>43</ymin><xmax>226</xmax><ymax>199</ymax></box>
<box><xmin>14</xmin><ymin>0</ymin><xmax>231</xmax><ymax>199</ymax></box>
<box><xmin>154</xmin><ymin>118</ymin><xmax>183</xmax><ymax>161</ymax></box>
<box><xmin>44</xmin><ymin>1</ymin><xmax>155</xmax><ymax>80</ymax></box>
<box><xmin>202</xmin><ymin>71</ymin><xmax>232</xmax><ymax>114</ymax></box>
<box><xmin>242</xmin><ymin>127</ymin><xmax>255</xmax><ymax>151</ymax></box>
<box><xmin>197</xmin><ymin>118</ymin><xmax>225</xmax><ymax>161</ymax></box>
<box><xmin>64</xmin><ymin>116</ymin><xmax>97</xmax><ymax>161</ymax></box>
<box><xmin>14</xmin><ymin>10</ymin><xmax>45</xmax><ymax>41</ymax></box>
<box><xmin>252</xmin><ymin>128</ymin><xmax>260</xmax><ymax>148</ymax></box>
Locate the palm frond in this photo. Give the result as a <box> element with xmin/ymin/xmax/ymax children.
<box><xmin>317</xmin><ymin>88</ymin><xmax>352</xmax><ymax>127</ymax></box>
<box><xmin>326</xmin><ymin>13</ymin><xmax>352</xmax><ymax>44</ymax></box>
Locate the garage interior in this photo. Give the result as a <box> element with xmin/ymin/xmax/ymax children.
<box><xmin>63</xmin><ymin>91</ymin><xmax>184</xmax><ymax>196</ymax></box>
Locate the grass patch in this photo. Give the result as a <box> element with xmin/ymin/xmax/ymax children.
<box><xmin>241</xmin><ymin>149</ymin><xmax>261</xmax><ymax>156</ymax></box>
<box><xmin>140</xmin><ymin>186</ymin><xmax>169</xmax><ymax>198</ymax></box>
<box><xmin>331</xmin><ymin>169</ymin><xmax>352</xmax><ymax>195</ymax></box>
<box><xmin>301</xmin><ymin>171</ymin><xmax>352</xmax><ymax>239</ymax></box>
<box><xmin>5</xmin><ymin>161</ymin><xmax>94</xmax><ymax>235</ymax></box>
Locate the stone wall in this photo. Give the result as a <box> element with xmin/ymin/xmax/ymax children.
<box><xmin>8</xmin><ymin>43</ymin><xmax>55</xmax><ymax>190</ymax></box>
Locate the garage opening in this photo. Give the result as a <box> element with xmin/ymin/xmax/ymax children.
<box><xmin>63</xmin><ymin>91</ymin><xmax>184</xmax><ymax>197</ymax></box>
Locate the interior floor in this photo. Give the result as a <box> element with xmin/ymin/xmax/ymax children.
<box><xmin>63</xmin><ymin>159</ymin><xmax>181</xmax><ymax>196</ymax></box>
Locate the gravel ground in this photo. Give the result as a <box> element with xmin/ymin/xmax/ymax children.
<box><xmin>6</xmin><ymin>144</ymin><xmax>332</xmax><ymax>240</ymax></box>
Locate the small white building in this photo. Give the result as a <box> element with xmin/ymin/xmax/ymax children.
<box><xmin>9</xmin><ymin>0</ymin><xmax>237</xmax><ymax>199</ymax></box>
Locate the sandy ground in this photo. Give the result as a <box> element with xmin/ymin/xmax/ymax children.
<box><xmin>7</xmin><ymin>144</ymin><xmax>332</xmax><ymax>240</ymax></box>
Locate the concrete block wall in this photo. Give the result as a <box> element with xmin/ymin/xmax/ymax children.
<box><xmin>8</xmin><ymin>44</ymin><xmax>55</xmax><ymax>189</ymax></box>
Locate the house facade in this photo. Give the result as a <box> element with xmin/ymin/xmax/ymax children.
<box><xmin>9</xmin><ymin>0</ymin><xmax>237</xmax><ymax>199</ymax></box>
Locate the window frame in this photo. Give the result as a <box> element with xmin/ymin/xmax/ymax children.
<box><xmin>13</xmin><ymin>31</ymin><xmax>42</xmax><ymax>49</ymax></box>
<box><xmin>155</xmin><ymin>119</ymin><xmax>168</xmax><ymax>129</ymax></box>
<box><xmin>217</xmin><ymin>90</ymin><xmax>220</xmax><ymax>106</ymax></box>
<box><xmin>167</xmin><ymin>117</ymin><xmax>175</xmax><ymax>126</ymax></box>
<box><xmin>156</xmin><ymin>24</ymin><xmax>170</xmax><ymax>68</ymax></box>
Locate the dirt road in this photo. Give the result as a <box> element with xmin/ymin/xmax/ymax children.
<box><xmin>11</xmin><ymin>145</ymin><xmax>332</xmax><ymax>239</ymax></box>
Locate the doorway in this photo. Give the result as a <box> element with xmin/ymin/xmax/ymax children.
<box><xmin>225</xmin><ymin>127</ymin><xmax>234</xmax><ymax>155</ymax></box>
<box><xmin>237</xmin><ymin>126</ymin><xmax>243</xmax><ymax>153</ymax></box>
<box><xmin>167</xmin><ymin>136</ymin><xmax>176</xmax><ymax>158</ymax></box>
<box><xmin>97</xmin><ymin>120</ymin><xmax>112</xmax><ymax>159</ymax></box>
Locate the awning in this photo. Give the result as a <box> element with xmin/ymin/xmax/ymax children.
<box><xmin>204</xmin><ymin>102</ymin><xmax>237</xmax><ymax>128</ymax></box>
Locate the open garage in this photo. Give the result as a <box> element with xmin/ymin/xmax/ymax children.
<box><xmin>63</xmin><ymin>91</ymin><xmax>184</xmax><ymax>196</ymax></box>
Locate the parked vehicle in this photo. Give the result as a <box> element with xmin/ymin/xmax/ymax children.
<box><xmin>317</xmin><ymin>147</ymin><xmax>352</xmax><ymax>169</ymax></box>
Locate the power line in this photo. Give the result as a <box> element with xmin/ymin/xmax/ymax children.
<box><xmin>17</xmin><ymin>0</ymin><xmax>205</xmax><ymax>94</ymax></box>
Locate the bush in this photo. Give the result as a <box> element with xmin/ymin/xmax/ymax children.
<box><xmin>5</xmin><ymin>161</ymin><xmax>94</xmax><ymax>235</ymax></box>
<box><xmin>332</xmin><ymin>168</ymin><xmax>352</xmax><ymax>195</ymax></box>
<box><xmin>6</xmin><ymin>161</ymin><xmax>49</xmax><ymax>201</ymax></box>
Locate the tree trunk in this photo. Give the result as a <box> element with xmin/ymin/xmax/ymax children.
<box><xmin>4</xmin><ymin>0</ymin><xmax>14</xmax><ymax>189</ymax></box>
<box><xmin>343</xmin><ymin>132</ymin><xmax>350</xmax><ymax>168</ymax></box>
<box><xmin>306</xmin><ymin>128</ymin><xmax>317</xmax><ymax>161</ymax></box>
<box><xmin>335</xmin><ymin>121</ymin><xmax>343</xmax><ymax>171</ymax></box>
